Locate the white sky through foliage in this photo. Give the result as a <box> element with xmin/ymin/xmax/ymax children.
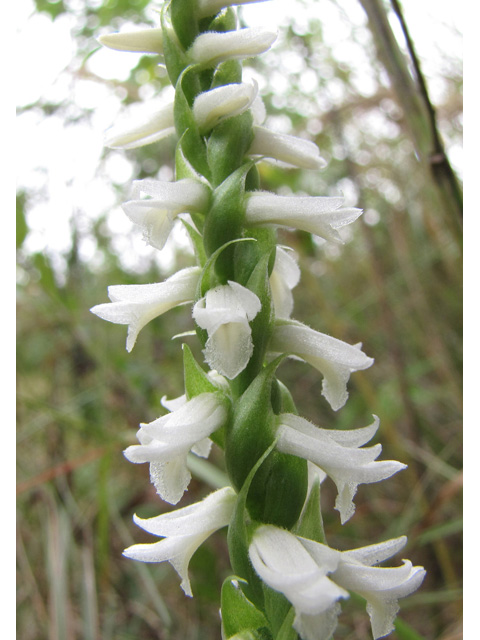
<box><xmin>16</xmin><ymin>0</ymin><xmax>463</xmax><ymax>278</ymax></box>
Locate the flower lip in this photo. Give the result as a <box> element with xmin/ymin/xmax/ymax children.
<box><xmin>90</xmin><ymin>266</ymin><xmax>201</xmax><ymax>352</ymax></box>
<box><xmin>270</xmin><ymin>319</ymin><xmax>374</xmax><ymax>411</ymax></box>
<box><xmin>123</xmin><ymin>486</ymin><xmax>237</xmax><ymax>596</ymax></box>
<box><xmin>123</xmin><ymin>392</ymin><xmax>229</xmax><ymax>504</ymax></box>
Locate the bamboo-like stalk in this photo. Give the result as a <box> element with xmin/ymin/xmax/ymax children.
<box><xmin>358</xmin><ymin>0</ymin><xmax>463</xmax><ymax>234</ymax></box>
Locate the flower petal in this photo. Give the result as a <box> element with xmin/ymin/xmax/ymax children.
<box><xmin>98</xmin><ymin>28</ymin><xmax>164</xmax><ymax>54</ymax></box>
<box><xmin>250</xmin><ymin>125</ymin><xmax>327</xmax><ymax>170</ymax></box>
<box><xmin>188</xmin><ymin>27</ymin><xmax>277</xmax><ymax>67</ymax></box>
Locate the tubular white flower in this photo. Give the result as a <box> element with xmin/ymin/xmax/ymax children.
<box><xmin>197</xmin><ymin>0</ymin><xmax>270</xmax><ymax>19</ymax></box>
<box><xmin>245</xmin><ymin>191</ymin><xmax>362</xmax><ymax>243</ymax></box>
<box><xmin>104</xmin><ymin>100</ymin><xmax>175</xmax><ymax>149</ymax></box>
<box><xmin>276</xmin><ymin>414</ymin><xmax>406</xmax><ymax>523</ymax></box>
<box><xmin>249</xmin><ymin>126</ymin><xmax>327</xmax><ymax>170</ymax></box>
<box><xmin>249</xmin><ymin>525</ymin><xmax>348</xmax><ymax>640</ymax></box>
<box><xmin>188</xmin><ymin>27</ymin><xmax>277</xmax><ymax>67</ymax></box>
<box><xmin>124</xmin><ymin>393</ymin><xmax>229</xmax><ymax>504</ymax></box>
<box><xmin>270</xmin><ymin>319</ymin><xmax>374</xmax><ymax>411</ymax></box>
<box><xmin>123</xmin><ymin>487</ymin><xmax>236</xmax><ymax>596</ymax></box>
<box><xmin>193</xmin><ymin>281</ymin><xmax>261</xmax><ymax>379</ymax></box>
<box><xmin>306</xmin><ymin>536</ymin><xmax>426</xmax><ymax>640</ymax></box>
<box><xmin>98</xmin><ymin>28</ymin><xmax>164</xmax><ymax>54</ymax></box>
<box><xmin>269</xmin><ymin>247</ymin><xmax>301</xmax><ymax>318</ymax></box>
<box><xmin>193</xmin><ymin>81</ymin><xmax>258</xmax><ymax>133</ymax></box>
<box><xmin>122</xmin><ymin>178</ymin><xmax>210</xmax><ymax>250</ymax></box>
<box><xmin>90</xmin><ymin>266</ymin><xmax>201</xmax><ymax>352</ymax></box>
<box><xmin>249</xmin><ymin>525</ymin><xmax>425</xmax><ymax>640</ymax></box>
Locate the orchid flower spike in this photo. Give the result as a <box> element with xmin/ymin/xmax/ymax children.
<box><xmin>249</xmin><ymin>525</ymin><xmax>425</xmax><ymax>640</ymax></box>
<box><xmin>121</xmin><ymin>178</ymin><xmax>210</xmax><ymax>250</ymax></box>
<box><xmin>104</xmin><ymin>100</ymin><xmax>175</xmax><ymax>149</ymax></box>
<box><xmin>188</xmin><ymin>27</ymin><xmax>277</xmax><ymax>67</ymax></box>
<box><xmin>269</xmin><ymin>246</ymin><xmax>301</xmax><ymax>318</ymax></box>
<box><xmin>275</xmin><ymin>414</ymin><xmax>406</xmax><ymax>523</ymax></box>
<box><xmin>90</xmin><ymin>266</ymin><xmax>201</xmax><ymax>352</ymax></box>
<box><xmin>270</xmin><ymin>319</ymin><xmax>374</xmax><ymax>410</ymax></box>
<box><xmin>98</xmin><ymin>27</ymin><xmax>164</xmax><ymax>54</ymax></box>
<box><xmin>193</xmin><ymin>82</ymin><xmax>258</xmax><ymax>133</ymax></box>
<box><xmin>124</xmin><ymin>392</ymin><xmax>229</xmax><ymax>504</ymax></box>
<box><xmin>249</xmin><ymin>126</ymin><xmax>327</xmax><ymax>170</ymax></box>
<box><xmin>124</xmin><ymin>486</ymin><xmax>237</xmax><ymax>596</ymax></box>
<box><xmin>245</xmin><ymin>191</ymin><xmax>362</xmax><ymax>243</ymax></box>
<box><xmin>192</xmin><ymin>281</ymin><xmax>261</xmax><ymax>379</ymax></box>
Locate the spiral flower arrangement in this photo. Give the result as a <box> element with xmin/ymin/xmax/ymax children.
<box><xmin>91</xmin><ymin>1</ymin><xmax>425</xmax><ymax>638</ymax></box>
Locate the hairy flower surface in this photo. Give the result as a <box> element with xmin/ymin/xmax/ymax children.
<box><xmin>124</xmin><ymin>487</ymin><xmax>236</xmax><ymax>596</ymax></box>
<box><xmin>249</xmin><ymin>525</ymin><xmax>425</xmax><ymax>640</ymax></box>
<box><xmin>124</xmin><ymin>392</ymin><xmax>228</xmax><ymax>504</ymax></box>
<box><xmin>193</xmin><ymin>281</ymin><xmax>261</xmax><ymax>379</ymax></box>
<box><xmin>245</xmin><ymin>191</ymin><xmax>362</xmax><ymax>242</ymax></box>
<box><xmin>122</xmin><ymin>178</ymin><xmax>210</xmax><ymax>250</ymax></box>
<box><xmin>90</xmin><ymin>266</ymin><xmax>201</xmax><ymax>352</ymax></box>
<box><xmin>193</xmin><ymin>82</ymin><xmax>258</xmax><ymax>132</ymax></box>
<box><xmin>249</xmin><ymin>126</ymin><xmax>327</xmax><ymax>170</ymax></box>
<box><xmin>188</xmin><ymin>27</ymin><xmax>277</xmax><ymax>66</ymax></box>
<box><xmin>270</xmin><ymin>319</ymin><xmax>374</xmax><ymax>410</ymax></box>
<box><xmin>276</xmin><ymin>414</ymin><xmax>406</xmax><ymax>523</ymax></box>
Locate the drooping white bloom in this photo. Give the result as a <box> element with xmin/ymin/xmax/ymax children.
<box><xmin>90</xmin><ymin>266</ymin><xmax>201</xmax><ymax>352</ymax></box>
<box><xmin>192</xmin><ymin>281</ymin><xmax>261</xmax><ymax>379</ymax></box>
<box><xmin>188</xmin><ymin>27</ymin><xmax>277</xmax><ymax>67</ymax></box>
<box><xmin>197</xmin><ymin>0</ymin><xmax>270</xmax><ymax>19</ymax></box>
<box><xmin>269</xmin><ymin>247</ymin><xmax>301</xmax><ymax>318</ymax></box>
<box><xmin>98</xmin><ymin>28</ymin><xmax>164</xmax><ymax>54</ymax></box>
<box><xmin>269</xmin><ymin>319</ymin><xmax>374</xmax><ymax>410</ymax></box>
<box><xmin>245</xmin><ymin>191</ymin><xmax>362</xmax><ymax>243</ymax></box>
<box><xmin>249</xmin><ymin>126</ymin><xmax>327</xmax><ymax>170</ymax></box>
<box><xmin>249</xmin><ymin>525</ymin><xmax>425</xmax><ymax>640</ymax></box>
<box><xmin>104</xmin><ymin>100</ymin><xmax>175</xmax><ymax>149</ymax></box>
<box><xmin>249</xmin><ymin>525</ymin><xmax>348</xmax><ymax>640</ymax></box>
<box><xmin>193</xmin><ymin>82</ymin><xmax>258</xmax><ymax>133</ymax></box>
<box><xmin>276</xmin><ymin>414</ymin><xmax>406</xmax><ymax>523</ymax></box>
<box><xmin>122</xmin><ymin>178</ymin><xmax>210</xmax><ymax>250</ymax></box>
<box><xmin>124</xmin><ymin>393</ymin><xmax>229</xmax><ymax>504</ymax></box>
<box><xmin>124</xmin><ymin>486</ymin><xmax>237</xmax><ymax>596</ymax></box>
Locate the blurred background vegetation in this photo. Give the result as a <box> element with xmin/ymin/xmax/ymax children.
<box><xmin>16</xmin><ymin>0</ymin><xmax>462</xmax><ymax>638</ymax></box>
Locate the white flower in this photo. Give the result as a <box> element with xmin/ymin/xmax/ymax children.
<box><xmin>245</xmin><ymin>191</ymin><xmax>362</xmax><ymax>243</ymax></box>
<box><xmin>192</xmin><ymin>281</ymin><xmax>261</xmax><ymax>379</ymax></box>
<box><xmin>122</xmin><ymin>178</ymin><xmax>210</xmax><ymax>250</ymax></box>
<box><xmin>197</xmin><ymin>0</ymin><xmax>270</xmax><ymax>19</ymax></box>
<box><xmin>90</xmin><ymin>266</ymin><xmax>201</xmax><ymax>352</ymax></box>
<box><xmin>98</xmin><ymin>27</ymin><xmax>164</xmax><ymax>54</ymax></box>
<box><xmin>188</xmin><ymin>27</ymin><xmax>277</xmax><ymax>67</ymax></box>
<box><xmin>124</xmin><ymin>393</ymin><xmax>229</xmax><ymax>504</ymax></box>
<box><xmin>249</xmin><ymin>126</ymin><xmax>327</xmax><ymax>170</ymax></box>
<box><xmin>123</xmin><ymin>486</ymin><xmax>236</xmax><ymax>596</ymax></box>
<box><xmin>104</xmin><ymin>100</ymin><xmax>175</xmax><ymax>149</ymax></box>
<box><xmin>269</xmin><ymin>319</ymin><xmax>374</xmax><ymax>411</ymax></box>
<box><xmin>249</xmin><ymin>525</ymin><xmax>348</xmax><ymax>640</ymax></box>
<box><xmin>249</xmin><ymin>525</ymin><xmax>425</xmax><ymax>640</ymax></box>
<box><xmin>276</xmin><ymin>414</ymin><xmax>406</xmax><ymax>523</ymax></box>
<box><xmin>193</xmin><ymin>82</ymin><xmax>258</xmax><ymax>133</ymax></box>
<box><xmin>269</xmin><ymin>247</ymin><xmax>300</xmax><ymax>318</ymax></box>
